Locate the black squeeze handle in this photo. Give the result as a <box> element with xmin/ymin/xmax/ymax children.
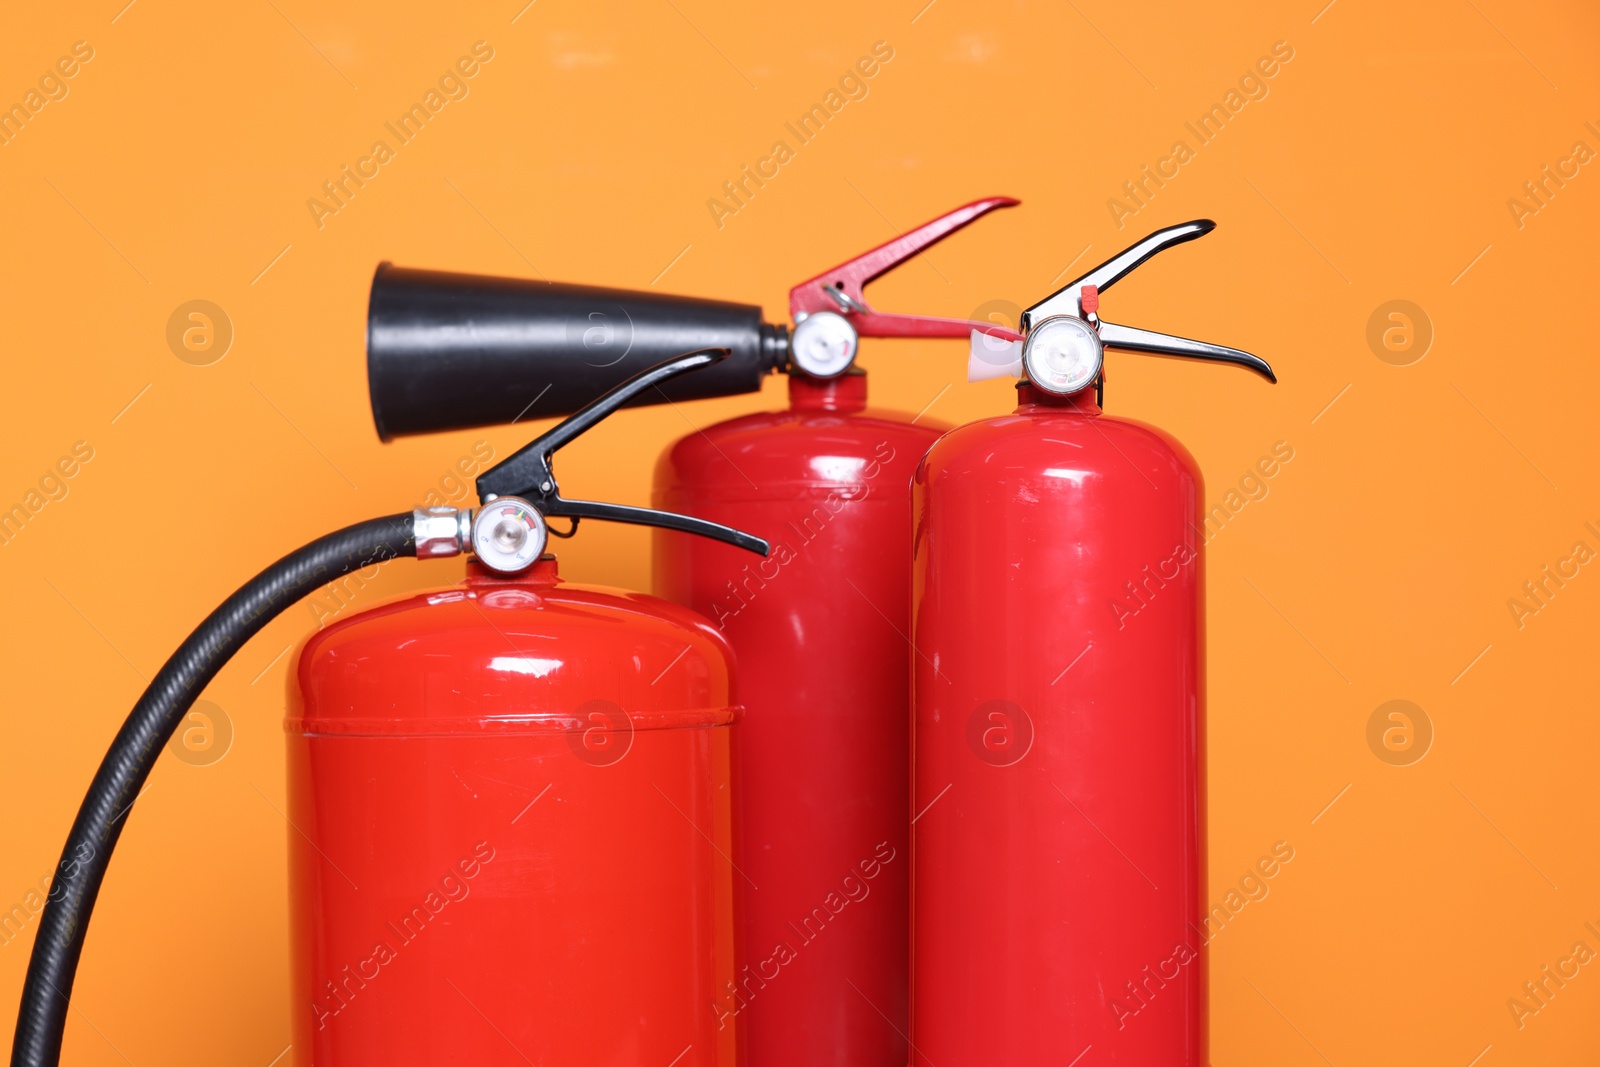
<box><xmin>475</xmin><ymin>348</ymin><xmax>770</xmax><ymax>557</ymax></box>
<box><xmin>366</xmin><ymin>264</ymin><xmax>789</xmax><ymax>439</ymax></box>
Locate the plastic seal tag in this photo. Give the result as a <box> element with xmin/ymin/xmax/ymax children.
<box><xmin>968</xmin><ymin>328</ymin><xmax>1023</xmax><ymax>383</ymax></box>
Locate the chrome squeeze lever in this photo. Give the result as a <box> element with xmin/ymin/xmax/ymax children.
<box><xmin>1022</xmin><ymin>220</ymin><xmax>1215</xmax><ymax>326</ymax></box>
<box><xmin>972</xmin><ymin>220</ymin><xmax>1276</xmax><ymax>391</ymax></box>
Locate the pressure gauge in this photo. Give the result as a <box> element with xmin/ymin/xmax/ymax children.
<box><xmin>789</xmin><ymin>310</ymin><xmax>859</xmax><ymax>378</ymax></box>
<box><xmin>472</xmin><ymin>496</ymin><xmax>548</xmax><ymax>574</ymax></box>
<box><xmin>1022</xmin><ymin>315</ymin><xmax>1103</xmax><ymax>396</ymax></box>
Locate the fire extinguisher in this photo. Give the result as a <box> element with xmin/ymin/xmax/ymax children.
<box><xmin>12</xmin><ymin>351</ymin><xmax>768</xmax><ymax>1067</ymax></box>
<box><xmin>909</xmin><ymin>221</ymin><xmax>1276</xmax><ymax>1066</ymax></box>
<box><xmin>359</xmin><ymin>197</ymin><xmax>1020</xmax><ymax>1065</ymax></box>
<box><xmin>651</xmin><ymin>198</ymin><xmax>1018</xmax><ymax>1067</ymax></box>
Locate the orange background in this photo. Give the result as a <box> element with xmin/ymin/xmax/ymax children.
<box><xmin>2</xmin><ymin>1</ymin><xmax>1597</xmax><ymax>1064</ymax></box>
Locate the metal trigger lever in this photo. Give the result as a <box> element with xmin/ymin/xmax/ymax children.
<box><xmin>1023</xmin><ymin>220</ymin><xmax>1216</xmax><ymax>328</ymax></box>
<box><xmin>475</xmin><ymin>349</ymin><xmax>771</xmax><ymax>563</ymax></box>
<box><xmin>1038</xmin><ymin>221</ymin><xmax>1275</xmax><ymax>384</ymax></box>
<box><xmin>790</xmin><ymin>196</ymin><xmax>1022</xmax><ymax>338</ymax></box>
<box><xmin>1095</xmin><ymin>321</ymin><xmax>1276</xmax><ymax>382</ymax></box>
<box><xmin>785</xmin><ymin>197</ymin><xmax>1024</xmax><ymax>378</ymax></box>
<box><xmin>973</xmin><ymin>219</ymin><xmax>1275</xmax><ymax>391</ymax></box>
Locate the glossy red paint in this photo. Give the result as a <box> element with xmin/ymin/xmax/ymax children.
<box><xmin>288</xmin><ymin>557</ymin><xmax>738</xmax><ymax>1067</ymax></box>
<box><xmin>653</xmin><ymin>373</ymin><xmax>945</xmax><ymax>1067</ymax></box>
<box><xmin>910</xmin><ymin>383</ymin><xmax>1208</xmax><ymax>1066</ymax></box>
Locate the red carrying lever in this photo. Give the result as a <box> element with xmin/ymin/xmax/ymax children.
<box><xmin>788</xmin><ymin>197</ymin><xmax>1025</xmax><ymax>342</ymax></box>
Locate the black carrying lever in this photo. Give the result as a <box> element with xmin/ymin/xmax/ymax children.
<box><xmin>475</xmin><ymin>349</ymin><xmax>769</xmax><ymax>558</ymax></box>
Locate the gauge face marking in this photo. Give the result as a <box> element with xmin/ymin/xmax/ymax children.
<box><xmin>1023</xmin><ymin>315</ymin><xmax>1103</xmax><ymax>396</ymax></box>
<box><xmin>791</xmin><ymin>311</ymin><xmax>859</xmax><ymax>378</ymax></box>
<box><xmin>472</xmin><ymin>497</ymin><xmax>547</xmax><ymax>573</ymax></box>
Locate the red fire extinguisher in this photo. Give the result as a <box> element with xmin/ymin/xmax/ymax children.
<box><xmin>651</xmin><ymin>198</ymin><xmax>1018</xmax><ymax>1067</ymax></box>
<box><xmin>289</xmin><ymin>350</ymin><xmax>769</xmax><ymax>1066</ymax></box>
<box><xmin>909</xmin><ymin>221</ymin><xmax>1276</xmax><ymax>1066</ymax></box>
<box><xmin>7</xmin><ymin>351</ymin><xmax>771</xmax><ymax>1067</ymax></box>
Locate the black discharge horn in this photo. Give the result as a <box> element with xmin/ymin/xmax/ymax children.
<box><xmin>365</xmin><ymin>264</ymin><xmax>791</xmax><ymax>439</ymax></box>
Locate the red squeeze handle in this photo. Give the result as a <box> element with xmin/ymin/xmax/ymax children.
<box><xmin>788</xmin><ymin>197</ymin><xmax>1024</xmax><ymax>342</ymax></box>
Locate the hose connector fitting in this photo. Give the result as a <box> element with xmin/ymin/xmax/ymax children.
<box><xmin>413</xmin><ymin>506</ymin><xmax>472</xmax><ymax>559</ymax></box>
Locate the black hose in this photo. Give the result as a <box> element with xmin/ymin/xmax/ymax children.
<box><xmin>12</xmin><ymin>513</ymin><xmax>417</xmax><ymax>1067</ymax></box>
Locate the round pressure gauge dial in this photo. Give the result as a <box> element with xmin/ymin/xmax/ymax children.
<box><xmin>790</xmin><ymin>311</ymin><xmax>859</xmax><ymax>379</ymax></box>
<box><xmin>1022</xmin><ymin>315</ymin><xmax>1104</xmax><ymax>396</ymax></box>
<box><xmin>471</xmin><ymin>497</ymin><xmax>548</xmax><ymax>574</ymax></box>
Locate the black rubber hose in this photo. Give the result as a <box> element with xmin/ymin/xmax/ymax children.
<box><xmin>12</xmin><ymin>513</ymin><xmax>418</xmax><ymax>1067</ymax></box>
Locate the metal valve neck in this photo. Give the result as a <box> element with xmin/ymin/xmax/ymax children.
<box><xmin>465</xmin><ymin>556</ymin><xmax>561</xmax><ymax>585</ymax></box>
<box><xmin>1017</xmin><ymin>380</ymin><xmax>1101</xmax><ymax>414</ymax></box>
<box><xmin>789</xmin><ymin>371</ymin><xmax>868</xmax><ymax>412</ymax></box>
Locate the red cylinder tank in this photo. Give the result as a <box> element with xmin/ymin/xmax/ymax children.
<box><xmin>652</xmin><ymin>372</ymin><xmax>944</xmax><ymax>1067</ymax></box>
<box><xmin>909</xmin><ymin>383</ymin><xmax>1207</xmax><ymax>1066</ymax></box>
<box><xmin>287</xmin><ymin>557</ymin><xmax>738</xmax><ymax>1066</ymax></box>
